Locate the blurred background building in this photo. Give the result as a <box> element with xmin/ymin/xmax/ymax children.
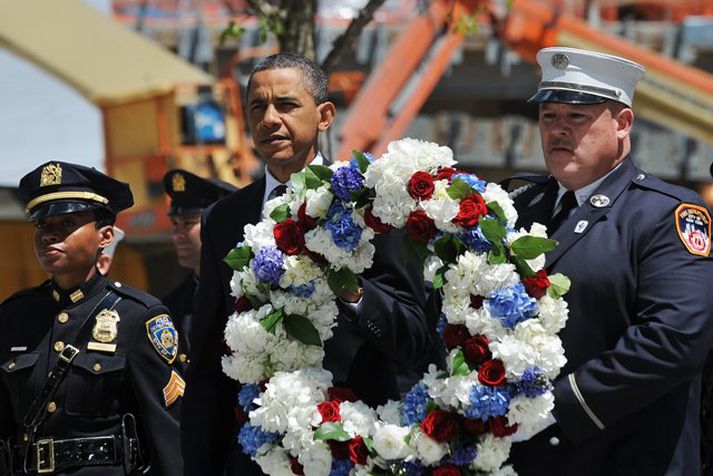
<box><xmin>1</xmin><ymin>0</ymin><xmax>713</xmax><ymax>297</ymax></box>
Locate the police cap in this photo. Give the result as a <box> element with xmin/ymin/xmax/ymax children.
<box><xmin>19</xmin><ymin>161</ymin><xmax>133</xmax><ymax>221</ymax></box>
<box><xmin>163</xmin><ymin>169</ymin><xmax>237</xmax><ymax>216</ymax></box>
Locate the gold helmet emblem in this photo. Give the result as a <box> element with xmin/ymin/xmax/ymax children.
<box><xmin>172</xmin><ymin>173</ymin><xmax>186</xmax><ymax>192</ymax></box>
<box><xmin>40</xmin><ymin>163</ymin><xmax>63</xmax><ymax>187</ymax></box>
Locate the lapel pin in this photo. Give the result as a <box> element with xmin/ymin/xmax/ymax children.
<box><xmin>590</xmin><ymin>194</ymin><xmax>610</xmax><ymax>208</ymax></box>
<box><xmin>574</xmin><ymin>220</ymin><xmax>589</xmax><ymax>234</ymax></box>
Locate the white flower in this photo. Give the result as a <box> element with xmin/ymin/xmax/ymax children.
<box><xmin>297</xmin><ymin>441</ymin><xmax>332</xmax><ymax>476</ymax></box>
<box><xmin>340</xmin><ymin>401</ymin><xmax>377</xmax><ymax>437</ymax></box>
<box><xmin>423</xmin><ymin>255</ymin><xmax>444</xmax><ymax>284</ymax></box>
<box><xmin>244</xmin><ymin>221</ymin><xmax>277</xmax><ymax>254</ymax></box>
<box><xmin>483</xmin><ymin>182</ymin><xmax>518</xmax><ymax>228</ymax></box>
<box><xmin>305</xmin><ymin>187</ymin><xmax>333</xmax><ymax>219</ymax></box>
<box><xmin>255</xmin><ymin>448</ymin><xmax>293</xmax><ymax>476</ymax></box>
<box><xmin>507</xmin><ymin>392</ymin><xmax>555</xmax><ymax>433</ymax></box>
<box><xmin>376</xmin><ymin>400</ymin><xmax>402</xmax><ymax>426</ymax></box>
<box><xmin>373</xmin><ymin>424</ymin><xmax>411</xmax><ymax>460</ymax></box>
<box><xmin>472</xmin><ymin>433</ymin><xmax>511</xmax><ymax>472</ymax></box>
<box><xmin>536</xmin><ymin>295</ymin><xmax>569</xmax><ymax>334</ymax></box>
<box><xmin>420</xmin><ymin>181</ymin><xmax>459</xmax><ymax>231</ymax></box>
<box><xmin>414</xmin><ymin>431</ymin><xmax>448</xmax><ymax>465</ymax></box>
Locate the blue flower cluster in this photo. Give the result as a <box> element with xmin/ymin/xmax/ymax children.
<box><xmin>436</xmin><ymin>313</ymin><xmax>447</xmax><ymax>338</ymax></box>
<box><xmin>329</xmin><ymin>459</ymin><xmax>354</xmax><ymax>476</ymax></box>
<box><xmin>448</xmin><ymin>445</ymin><xmax>478</xmax><ymax>466</ymax></box>
<box><xmin>237</xmin><ymin>384</ymin><xmax>261</xmax><ymax>412</ymax></box>
<box><xmin>510</xmin><ymin>367</ymin><xmax>550</xmax><ymax>398</ymax></box>
<box><xmin>252</xmin><ymin>247</ymin><xmax>284</xmax><ymax>286</ymax></box>
<box><xmin>349</xmin><ymin>153</ymin><xmax>375</xmax><ymax>170</ymax></box>
<box><xmin>401</xmin><ymin>382</ymin><xmax>430</xmax><ymax>425</ymax></box>
<box><xmin>290</xmin><ymin>282</ymin><xmax>315</xmax><ymax>298</ymax></box>
<box><xmin>237</xmin><ymin>423</ymin><xmax>279</xmax><ymax>456</ymax></box>
<box><xmin>465</xmin><ymin>385</ymin><xmax>511</xmax><ymax>419</ymax></box>
<box><xmin>331</xmin><ymin>166</ymin><xmax>364</xmax><ymax>201</ymax></box>
<box><xmin>325</xmin><ymin>202</ymin><xmax>363</xmax><ymax>251</ymax></box>
<box><xmin>461</xmin><ymin>226</ymin><xmax>492</xmax><ymax>253</ymax></box>
<box><xmin>393</xmin><ymin>461</ymin><xmax>425</xmax><ymax>476</ymax></box>
<box><xmin>485</xmin><ymin>282</ymin><xmax>537</xmax><ymax>328</ymax></box>
<box><xmin>452</xmin><ymin>173</ymin><xmax>487</xmax><ymax>193</ymax></box>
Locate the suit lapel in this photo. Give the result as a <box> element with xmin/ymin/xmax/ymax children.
<box><xmin>517</xmin><ymin>179</ymin><xmax>558</xmax><ymax>230</ymax></box>
<box><xmin>545</xmin><ymin>158</ymin><xmax>636</xmax><ymax>268</ymax></box>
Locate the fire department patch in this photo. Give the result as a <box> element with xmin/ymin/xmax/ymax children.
<box><xmin>675</xmin><ymin>203</ymin><xmax>711</xmax><ymax>257</ymax></box>
<box><xmin>146</xmin><ymin>314</ymin><xmax>178</xmax><ymax>364</ymax></box>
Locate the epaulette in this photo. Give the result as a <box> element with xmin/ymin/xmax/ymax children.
<box><xmin>631</xmin><ymin>170</ymin><xmax>705</xmax><ymax>205</ymax></box>
<box><xmin>108</xmin><ymin>281</ymin><xmax>162</xmax><ymax>309</ymax></box>
<box><xmin>1</xmin><ymin>280</ymin><xmax>52</xmax><ymax>306</ymax></box>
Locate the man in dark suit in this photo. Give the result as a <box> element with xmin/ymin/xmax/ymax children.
<box><xmin>505</xmin><ymin>47</ymin><xmax>713</xmax><ymax>475</ymax></box>
<box><xmin>181</xmin><ymin>52</ymin><xmax>429</xmax><ymax>475</ymax></box>
<box><xmin>162</xmin><ymin>169</ymin><xmax>237</xmax><ymax>367</ymax></box>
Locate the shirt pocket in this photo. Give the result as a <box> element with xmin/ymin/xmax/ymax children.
<box><xmin>1</xmin><ymin>352</ymin><xmax>41</xmax><ymax>421</ymax></box>
<box><xmin>64</xmin><ymin>353</ymin><xmax>126</xmax><ymax>417</ymax></box>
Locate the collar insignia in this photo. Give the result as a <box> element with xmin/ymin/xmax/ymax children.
<box><xmin>52</xmin><ymin>290</ymin><xmax>60</xmax><ymax>302</ymax></box>
<box><xmin>69</xmin><ymin>289</ymin><xmax>84</xmax><ymax>303</ymax></box>
<box><xmin>589</xmin><ymin>194</ymin><xmax>610</xmax><ymax>208</ymax></box>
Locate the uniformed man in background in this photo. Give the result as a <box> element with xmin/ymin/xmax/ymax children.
<box><xmin>162</xmin><ymin>168</ymin><xmax>236</xmax><ymax>367</ymax></box>
<box><xmin>0</xmin><ymin>161</ymin><xmax>183</xmax><ymax>475</ymax></box>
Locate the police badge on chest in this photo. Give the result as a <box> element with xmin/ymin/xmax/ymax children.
<box><xmin>87</xmin><ymin>308</ymin><xmax>120</xmax><ymax>353</ymax></box>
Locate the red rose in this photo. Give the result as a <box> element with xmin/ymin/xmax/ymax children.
<box><xmin>348</xmin><ymin>436</ymin><xmax>369</xmax><ymax>465</ymax></box>
<box><xmin>522</xmin><ymin>269</ymin><xmax>551</xmax><ymax>299</ymax></box>
<box><xmin>273</xmin><ymin>218</ymin><xmax>305</xmax><ymax>255</ymax></box>
<box><xmin>317</xmin><ymin>400</ymin><xmax>341</xmax><ymax>423</ymax></box>
<box><xmin>435</xmin><ymin>167</ymin><xmax>458</xmax><ymax>182</ymax></box>
<box><xmin>327</xmin><ymin>387</ymin><xmax>358</xmax><ymax>403</ymax></box>
<box><xmin>364</xmin><ymin>206</ymin><xmax>392</xmax><ymax>234</ymax></box>
<box><xmin>420</xmin><ymin>410</ymin><xmax>459</xmax><ymax>443</ymax></box>
<box><xmin>478</xmin><ymin>359</ymin><xmax>507</xmax><ymax>387</ymax></box>
<box><xmin>463</xmin><ymin>335</ymin><xmax>491</xmax><ymax>367</ymax></box>
<box><xmin>453</xmin><ymin>193</ymin><xmax>488</xmax><ymax>227</ymax></box>
<box><xmin>433</xmin><ymin>464</ymin><xmax>462</xmax><ymax>476</ymax></box>
<box><xmin>408</xmin><ymin>171</ymin><xmax>436</xmax><ymax>200</ymax></box>
<box><xmin>489</xmin><ymin>416</ymin><xmax>518</xmax><ymax>437</ymax></box>
<box><xmin>406</xmin><ymin>210</ymin><xmax>437</xmax><ymax>244</ymax></box>
<box><xmin>289</xmin><ymin>456</ymin><xmax>305</xmax><ymax>475</ymax></box>
<box><xmin>234</xmin><ymin>296</ymin><xmax>252</xmax><ymax>313</ymax></box>
<box><xmin>297</xmin><ymin>203</ymin><xmax>318</xmax><ymax>231</ymax></box>
<box><xmin>328</xmin><ymin>440</ymin><xmax>349</xmax><ymax>460</ymax></box>
<box><xmin>234</xmin><ymin>405</ymin><xmax>248</xmax><ymax>425</ymax></box>
<box><xmin>463</xmin><ymin>418</ymin><xmax>488</xmax><ymax>436</ymax></box>
<box><xmin>442</xmin><ymin>324</ymin><xmax>469</xmax><ymax>350</ymax></box>
<box><xmin>469</xmin><ymin>294</ymin><xmax>484</xmax><ymax>309</ymax></box>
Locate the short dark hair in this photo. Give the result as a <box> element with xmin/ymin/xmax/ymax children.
<box><xmin>94</xmin><ymin>209</ymin><xmax>116</xmax><ymax>228</ymax></box>
<box><xmin>246</xmin><ymin>52</ymin><xmax>328</xmax><ymax>105</ymax></box>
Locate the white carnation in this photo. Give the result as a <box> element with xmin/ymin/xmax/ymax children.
<box><xmin>414</xmin><ymin>431</ymin><xmax>448</xmax><ymax>465</ymax></box>
<box><xmin>244</xmin><ymin>221</ymin><xmax>277</xmax><ymax>253</ymax></box>
<box><xmin>536</xmin><ymin>295</ymin><xmax>569</xmax><ymax>334</ymax></box>
<box><xmin>472</xmin><ymin>433</ymin><xmax>511</xmax><ymax>472</ymax></box>
<box><xmin>373</xmin><ymin>424</ymin><xmax>411</xmax><ymax>460</ymax></box>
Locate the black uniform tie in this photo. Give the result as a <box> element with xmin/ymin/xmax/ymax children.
<box><xmin>267</xmin><ymin>184</ymin><xmax>287</xmax><ymax>201</ymax></box>
<box><xmin>550</xmin><ymin>190</ymin><xmax>578</xmax><ymax>232</ymax></box>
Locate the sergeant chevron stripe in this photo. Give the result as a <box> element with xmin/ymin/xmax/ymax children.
<box><xmin>162</xmin><ymin>370</ymin><xmax>185</xmax><ymax>408</ymax></box>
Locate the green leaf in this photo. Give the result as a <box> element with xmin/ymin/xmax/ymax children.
<box><xmin>305</xmin><ymin>167</ymin><xmax>323</xmax><ymax>190</ymax></box>
<box><xmin>363</xmin><ymin>437</ymin><xmax>374</xmax><ymax>453</ymax></box>
<box><xmin>512</xmin><ymin>256</ymin><xmax>535</xmax><ymax>277</ymax></box>
<box><xmin>260</xmin><ymin>309</ymin><xmax>284</xmax><ymax>334</ymax></box>
<box><xmin>446</xmin><ymin>179</ymin><xmax>474</xmax><ymax>201</ymax></box>
<box><xmin>425</xmin><ymin>400</ymin><xmax>439</xmax><ymax>414</ymax></box>
<box><xmin>433</xmin><ymin>235</ymin><xmax>466</xmax><ymax>264</ymax></box>
<box><xmin>450</xmin><ymin>349</ymin><xmax>471</xmax><ymax>377</ymax></box>
<box><xmin>313</xmin><ymin>422</ymin><xmax>351</xmax><ymax>442</ymax></box>
<box><xmin>351</xmin><ymin>188</ymin><xmax>374</xmax><ymax>209</ymax></box>
<box><xmin>291</xmin><ymin>172</ymin><xmax>306</xmax><ymax>194</ymax></box>
<box><xmin>244</xmin><ymin>293</ymin><xmax>263</xmax><ymax>309</ymax></box>
<box><xmin>487</xmin><ymin>242</ymin><xmax>507</xmax><ymax>265</ymax></box>
<box><xmin>486</xmin><ymin>201</ymin><xmax>507</xmax><ymax>223</ymax></box>
<box><xmin>307</xmin><ymin>164</ymin><xmax>334</xmax><ymax>181</ymax></box>
<box><xmin>269</xmin><ymin>204</ymin><xmax>290</xmax><ymax>223</ymax></box>
<box><xmin>284</xmin><ymin>314</ymin><xmax>322</xmax><ymax>346</ymax></box>
<box><xmin>479</xmin><ymin>217</ymin><xmax>507</xmax><ymax>244</ymax></box>
<box><xmin>510</xmin><ymin>236</ymin><xmax>557</xmax><ymax>260</ymax></box>
<box><xmin>353</xmin><ymin>150</ymin><xmax>370</xmax><ymax>173</ymax></box>
<box><xmin>327</xmin><ymin>268</ymin><xmax>360</xmax><ymax>295</ymax></box>
<box><xmin>547</xmin><ymin>273</ymin><xmax>571</xmax><ymax>299</ymax></box>
<box><xmin>223</xmin><ymin>246</ymin><xmax>253</xmax><ymax>271</ymax></box>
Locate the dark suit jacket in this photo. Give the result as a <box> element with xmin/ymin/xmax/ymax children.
<box><xmin>163</xmin><ymin>272</ymin><xmax>197</xmax><ymax>368</ymax></box>
<box><xmin>181</xmin><ymin>175</ymin><xmax>428</xmax><ymax>475</ymax></box>
<box><xmin>507</xmin><ymin>157</ymin><xmax>713</xmax><ymax>475</ymax></box>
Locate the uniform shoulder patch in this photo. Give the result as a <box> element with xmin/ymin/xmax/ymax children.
<box><xmin>146</xmin><ymin>314</ymin><xmax>179</xmax><ymax>364</ymax></box>
<box><xmin>675</xmin><ymin>203</ymin><xmax>711</xmax><ymax>257</ymax></box>
<box><xmin>162</xmin><ymin>370</ymin><xmax>185</xmax><ymax>408</ymax></box>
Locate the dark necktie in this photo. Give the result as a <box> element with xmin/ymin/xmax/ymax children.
<box><xmin>549</xmin><ymin>190</ymin><xmax>578</xmax><ymax>233</ymax></box>
<box><xmin>267</xmin><ymin>184</ymin><xmax>287</xmax><ymax>202</ymax></box>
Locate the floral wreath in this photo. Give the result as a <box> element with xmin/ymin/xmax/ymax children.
<box><xmin>222</xmin><ymin>138</ymin><xmax>570</xmax><ymax>476</ymax></box>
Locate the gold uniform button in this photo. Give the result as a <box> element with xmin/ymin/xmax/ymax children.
<box><xmin>179</xmin><ymin>354</ymin><xmax>187</xmax><ymax>363</ymax></box>
<box><xmin>57</xmin><ymin>312</ymin><xmax>69</xmax><ymax>324</ymax></box>
<box><xmin>8</xmin><ymin>362</ymin><xmax>15</xmax><ymax>370</ymax></box>
<box><xmin>47</xmin><ymin>401</ymin><xmax>57</xmax><ymax>413</ymax></box>
<box><xmin>93</xmin><ymin>362</ymin><xmax>102</xmax><ymax>372</ymax></box>
<box><xmin>54</xmin><ymin>341</ymin><xmax>65</xmax><ymax>352</ymax></box>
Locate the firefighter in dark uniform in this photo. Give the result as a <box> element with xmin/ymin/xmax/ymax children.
<box><xmin>0</xmin><ymin>162</ymin><xmax>184</xmax><ymax>475</ymax></box>
<box><xmin>505</xmin><ymin>48</ymin><xmax>713</xmax><ymax>475</ymax></box>
<box><xmin>162</xmin><ymin>169</ymin><xmax>236</xmax><ymax>367</ymax></box>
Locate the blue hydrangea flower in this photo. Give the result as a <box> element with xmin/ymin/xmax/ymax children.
<box><xmin>349</xmin><ymin>152</ymin><xmax>375</xmax><ymax>171</ymax></box>
<box><xmin>252</xmin><ymin>247</ymin><xmax>284</xmax><ymax>286</ymax></box>
<box><xmin>402</xmin><ymin>382</ymin><xmax>430</xmax><ymax>425</ymax></box>
<box><xmin>237</xmin><ymin>423</ymin><xmax>279</xmax><ymax>456</ymax></box>
<box><xmin>237</xmin><ymin>384</ymin><xmax>261</xmax><ymax>412</ymax></box>
<box><xmin>290</xmin><ymin>282</ymin><xmax>315</xmax><ymax>298</ymax></box>
<box><xmin>331</xmin><ymin>166</ymin><xmax>365</xmax><ymax>201</ymax></box>
<box><xmin>452</xmin><ymin>173</ymin><xmax>487</xmax><ymax>193</ymax></box>
<box><xmin>485</xmin><ymin>283</ymin><xmax>537</xmax><ymax>328</ymax></box>
<box><xmin>510</xmin><ymin>367</ymin><xmax>550</xmax><ymax>398</ymax></box>
<box><xmin>461</xmin><ymin>226</ymin><xmax>492</xmax><ymax>253</ymax></box>
<box><xmin>465</xmin><ymin>385</ymin><xmax>511</xmax><ymax>419</ymax></box>
<box><xmin>436</xmin><ymin>313</ymin><xmax>447</xmax><ymax>337</ymax></box>
<box><xmin>448</xmin><ymin>445</ymin><xmax>478</xmax><ymax>466</ymax></box>
<box><xmin>325</xmin><ymin>202</ymin><xmax>363</xmax><ymax>251</ymax></box>
<box><xmin>329</xmin><ymin>459</ymin><xmax>354</xmax><ymax>476</ymax></box>
<box><xmin>393</xmin><ymin>461</ymin><xmax>425</xmax><ymax>476</ymax></box>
